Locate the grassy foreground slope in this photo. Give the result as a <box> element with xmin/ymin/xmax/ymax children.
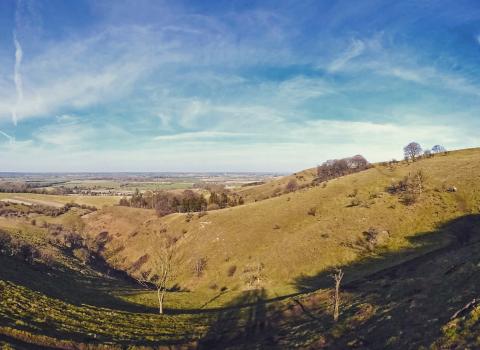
<box><xmin>85</xmin><ymin>148</ymin><xmax>480</xmax><ymax>300</ymax></box>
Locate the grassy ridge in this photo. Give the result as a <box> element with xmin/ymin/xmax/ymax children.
<box><xmin>85</xmin><ymin>148</ymin><xmax>480</xmax><ymax>300</ymax></box>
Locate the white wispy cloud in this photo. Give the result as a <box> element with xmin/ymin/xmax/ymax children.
<box><xmin>154</xmin><ymin>131</ymin><xmax>252</xmax><ymax>141</ymax></box>
<box><xmin>0</xmin><ymin>129</ymin><xmax>14</xmax><ymax>144</ymax></box>
<box><xmin>328</xmin><ymin>39</ymin><xmax>366</xmax><ymax>72</ymax></box>
<box><xmin>11</xmin><ymin>32</ymin><xmax>23</xmax><ymax>126</ymax></box>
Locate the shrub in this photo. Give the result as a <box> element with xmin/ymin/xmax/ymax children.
<box><xmin>348</xmin><ymin>198</ymin><xmax>361</xmax><ymax>207</ymax></box>
<box><xmin>348</xmin><ymin>189</ymin><xmax>359</xmax><ymax>198</ymax></box>
<box><xmin>401</xmin><ymin>193</ymin><xmax>418</xmax><ymax>206</ymax></box>
<box><xmin>193</xmin><ymin>257</ymin><xmax>207</xmax><ymax>277</ymax></box>
<box><xmin>73</xmin><ymin>248</ymin><xmax>91</xmax><ymax>265</ymax></box>
<box><xmin>185</xmin><ymin>212</ymin><xmax>194</xmax><ymax>222</ymax></box>
<box><xmin>18</xmin><ymin>243</ymin><xmax>39</xmax><ymax>264</ymax></box>
<box><xmin>285</xmin><ymin>179</ymin><xmax>298</xmax><ymax>193</ymax></box>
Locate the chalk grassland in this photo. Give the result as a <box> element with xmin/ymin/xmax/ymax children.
<box><xmin>0</xmin><ymin>147</ymin><xmax>480</xmax><ymax>349</ymax></box>
<box><xmin>84</xmin><ymin>148</ymin><xmax>480</xmax><ymax>299</ymax></box>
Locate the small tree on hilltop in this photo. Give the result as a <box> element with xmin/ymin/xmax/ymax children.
<box><xmin>404</xmin><ymin>142</ymin><xmax>423</xmax><ymax>162</ymax></box>
<box><xmin>432</xmin><ymin>145</ymin><xmax>447</xmax><ymax>154</ymax></box>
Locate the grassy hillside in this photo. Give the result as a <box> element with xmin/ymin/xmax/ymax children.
<box><xmin>237</xmin><ymin>167</ymin><xmax>317</xmax><ymax>202</ymax></box>
<box><xmin>84</xmin><ymin>148</ymin><xmax>480</xmax><ymax>302</ymax></box>
<box><xmin>1</xmin><ymin>147</ymin><xmax>480</xmax><ymax>349</ymax></box>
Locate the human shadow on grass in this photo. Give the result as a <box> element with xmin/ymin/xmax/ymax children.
<box><xmin>198</xmin><ymin>288</ymin><xmax>274</xmax><ymax>349</ymax></box>
<box><xmin>197</xmin><ymin>214</ymin><xmax>480</xmax><ymax>349</ymax></box>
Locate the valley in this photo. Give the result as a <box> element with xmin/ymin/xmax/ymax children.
<box><xmin>0</xmin><ymin>148</ymin><xmax>479</xmax><ymax>349</ymax></box>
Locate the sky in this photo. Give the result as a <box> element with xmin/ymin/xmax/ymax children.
<box><xmin>0</xmin><ymin>0</ymin><xmax>479</xmax><ymax>172</ymax></box>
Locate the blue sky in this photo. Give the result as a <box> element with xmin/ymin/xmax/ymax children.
<box><xmin>0</xmin><ymin>0</ymin><xmax>479</xmax><ymax>172</ymax></box>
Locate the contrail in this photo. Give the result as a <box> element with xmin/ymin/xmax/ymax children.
<box><xmin>11</xmin><ymin>32</ymin><xmax>23</xmax><ymax>126</ymax></box>
<box><xmin>0</xmin><ymin>130</ymin><xmax>14</xmax><ymax>144</ymax></box>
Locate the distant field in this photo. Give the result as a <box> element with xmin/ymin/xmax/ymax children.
<box><xmin>58</xmin><ymin>179</ymin><xmax>196</xmax><ymax>191</ymax></box>
<box><xmin>0</xmin><ymin>193</ymin><xmax>120</xmax><ymax>208</ymax></box>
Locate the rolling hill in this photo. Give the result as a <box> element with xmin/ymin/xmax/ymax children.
<box><xmin>84</xmin><ymin>148</ymin><xmax>480</xmax><ymax>300</ymax></box>
<box><xmin>1</xmin><ymin>147</ymin><xmax>480</xmax><ymax>349</ymax></box>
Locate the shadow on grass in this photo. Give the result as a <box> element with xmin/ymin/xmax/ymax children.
<box><xmin>294</xmin><ymin>214</ymin><xmax>480</xmax><ymax>292</ymax></box>
<box><xmin>198</xmin><ymin>214</ymin><xmax>480</xmax><ymax>349</ymax></box>
<box><xmin>198</xmin><ymin>288</ymin><xmax>273</xmax><ymax>349</ymax></box>
<box><xmin>0</xmin><ymin>255</ymin><xmax>155</xmax><ymax>313</ymax></box>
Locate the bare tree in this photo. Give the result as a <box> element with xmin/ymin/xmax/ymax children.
<box><xmin>403</xmin><ymin>142</ymin><xmax>423</xmax><ymax>161</ymax></box>
<box><xmin>193</xmin><ymin>257</ymin><xmax>207</xmax><ymax>278</ymax></box>
<box><xmin>432</xmin><ymin>145</ymin><xmax>447</xmax><ymax>154</ymax></box>
<box><xmin>137</xmin><ymin>235</ymin><xmax>179</xmax><ymax>314</ymax></box>
<box><xmin>331</xmin><ymin>268</ymin><xmax>344</xmax><ymax>322</ymax></box>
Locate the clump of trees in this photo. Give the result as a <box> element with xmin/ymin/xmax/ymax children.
<box><xmin>208</xmin><ymin>191</ymin><xmax>244</xmax><ymax>209</ymax></box>
<box><xmin>403</xmin><ymin>142</ymin><xmax>447</xmax><ymax>162</ymax></box>
<box><xmin>316</xmin><ymin>155</ymin><xmax>370</xmax><ymax>183</ymax></box>
<box><xmin>120</xmin><ymin>189</ymin><xmax>207</xmax><ymax>216</ymax></box>
<box><xmin>120</xmin><ymin>188</ymin><xmax>244</xmax><ymax>216</ymax></box>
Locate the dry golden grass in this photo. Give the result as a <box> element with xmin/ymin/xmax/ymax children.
<box><xmin>84</xmin><ymin>148</ymin><xmax>480</xmax><ymax>301</ymax></box>
<box><xmin>0</xmin><ymin>193</ymin><xmax>120</xmax><ymax>208</ymax></box>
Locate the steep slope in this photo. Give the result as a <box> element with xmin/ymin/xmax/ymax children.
<box><xmin>199</xmin><ymin>214</ymin><xmax>480</xmax><ymax>349</ymax></box>
<box><xmin>237</xmin><ymin>167</ymin><xmax>317</xmax><ymax>202</ymax></box>
<box><xmin>84</xmin><ymin>148</ymin><xmax>480</xmax><ymax>301</ymax></box>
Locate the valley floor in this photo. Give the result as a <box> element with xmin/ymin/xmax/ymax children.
<box><xmin>1</xmin><ymin>214</ymin><xmax>480</xmax><ymax>349</ymax></box>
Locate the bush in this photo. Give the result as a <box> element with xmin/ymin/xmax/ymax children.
<box><xmin>285</xmin><ymin>179</ymin><xmax>298</xmax><ymax>193</ymax></box>
<box><xmin>193</xmin><ymin>257</ymin><xmax>208</xmax><ymax>277</ymax></box>
<box><xmin>73</xmin><ymin>248</ymin><xmax>91</xmax><ymax>265</ymax></box>
<box><xmin>185</xmin><ymin>212</ymin><xmax>194</xmax><ymax>223</ymax></box>
<box><xmin>348</xmin><ymin>198</ymin><xmax>361</xmax><ymax>207</ymax></box>
<box><xmin>18</xmin><ymin>243</ymin><xmax>39</xmax><ymax>264</ymax></box>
